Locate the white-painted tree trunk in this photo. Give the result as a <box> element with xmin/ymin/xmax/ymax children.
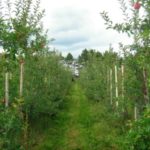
<box><xmin>5</xmin><ymin>72</ymin><xmax>9</xmax><ymax>107</ymax></box>
<box><xmin>19</xmin><ymin>62</ymin><xmax>24</xmax><ymax>97</ymax></box>
<box><xmin>115</xmin><ymin>65</ymin><xmax>118</xmax><ymax>107</ymax></box>
<box><xmin>110</xmin><ymin>69</ymin><xmax>113</xmax><ymax>105</ymax></box>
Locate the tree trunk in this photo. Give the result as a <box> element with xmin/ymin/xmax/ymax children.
<box><xmin>115</xmin><ymin>65</ymin><xmax>118</xmax><ymax>107</ymax></box>
<box><xmin>5</xmin><ymin>72</ymin><xmax>9</xmax><ymax>107</ymax></box>
<box><xmin>19</xmin><ymin>60</ymin><xmax>28</xmax><ymax>149</ymax></box>
<box><xmin>19</xmin><ymin>61</ymin><xmax>24</xmax><ymax>97</ymax></box>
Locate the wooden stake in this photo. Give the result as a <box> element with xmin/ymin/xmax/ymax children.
<box><xmin>121</xmin><ymin>65</ymin><xmax>124</xmax><ymax>99</ymax></box>
<box><xmin>115</xmin><ymin>65</ymin><xmax>118</xmax><ymax>107</ymax></box>
<box><xmin>107</xmin><ymin>68</ymin><xmax>109</xmax><ymax>96</ymax></box>
<box><xmin>5</xmin><ymin>72</ymin><xmax>9</xmax><ymax>107</ymax></box>
<box><xmin>19</xmin><ymin>61</ymin><xmax>24</xmax><ymax>97</ymax></box>
<box><xmin>110</xmin><ymin>69</ymin><xmax>113</xmax><ymax>105</ymax></box>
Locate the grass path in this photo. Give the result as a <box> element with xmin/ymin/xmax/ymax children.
<box><xmin>32</xmin><ymin>83</ymin><xmax>120</xmax><ymax>150</ymax></box>
<box><xmin>62</xmin><ymin>83</ymin><xmax>91</xmax><ymax>150</ymax></box>
<box><xmin>32</xmin><ymin>83</ymin><xmax>92</xmax><ymax>150</ymax></box>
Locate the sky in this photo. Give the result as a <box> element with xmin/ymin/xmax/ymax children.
<box><xmin>40</xmin><ymin>0</ymin><xmax>134</xmax><ymax>58</ymax></box>
<box><xmin>0</xmin><ymin>0</ymin><xmax>133</xmax><ymax>57</ymax></box>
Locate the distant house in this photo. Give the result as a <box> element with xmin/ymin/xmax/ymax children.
<box><xmin>61</xmin><ymin>60</ymin><xmax>80</xmax><ymax>77</ymax></box>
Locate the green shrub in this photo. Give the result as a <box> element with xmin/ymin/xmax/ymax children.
<box><xmin>125</xmin><ymin>107</ymin><xmax>150</xmax><ymax>150</ymax></box>
<box><xmin>79</xmin><ymin>57</ymin><xmax>107</xmax><ymax>102</ymax></box>
<box><xmin>24</xmin><ymin>53</ymin><xmax>72</xmax><ymax>119</ymax></box>
<box><xmin>0</xmin><ymin>104</ymin><xmax>24</xmax><ymax>150</ymax></box>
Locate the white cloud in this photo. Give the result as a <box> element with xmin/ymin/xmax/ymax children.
<box><xmin>41</xmin><ymin>0</ymin><xmax>133</xmax><ymax>57</ymax></box>
<box><xmin>0</xmin><ymin>0</ymin><xmax>134</xmax><ymax>57</ymax></box>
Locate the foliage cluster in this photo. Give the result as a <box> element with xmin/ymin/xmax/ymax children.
<box><xmin>0</xmin><ymin>104</ymin><xmax>23</xmax><ymax>150</ymax></box>
<box><xmin>125</xmin><ymin>107</ymin><xmax>150</xmax><ymax>150</ymax></box>
<box><xmin>24</xmin><ymin>53</ymin><xmax>72</xmax><ymax>119</ymax></box>
<box><xmin>79</xmin><ymin>51</ymin><xmax>107</xmax><ymax>102</ymax></box>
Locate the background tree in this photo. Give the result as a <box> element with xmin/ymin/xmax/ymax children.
<box><xmin>65</xmin><ymin>52</ymin><xmax>74</xmax><ymax>62</ymax></box>
<box><xmin>78</xmin><ymin>48</ymin><xmax>88</xmax><ymax>63</ymax></box>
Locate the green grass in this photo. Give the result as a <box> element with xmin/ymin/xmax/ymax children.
<box><xmin>30</xmin><ymin>83</ymin><xmax>124</xmax><ymax>150</ymax></box>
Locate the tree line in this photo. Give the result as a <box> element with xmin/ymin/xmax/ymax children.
<box><xmin>0</xmin><ymin>0</ymin><xmax>72</xmax><ymax>149</ymax></box>
<box><xmin>78</xmin><ymin>0</ymin><xmax>150</xmax><ymax>149</ymax></box>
